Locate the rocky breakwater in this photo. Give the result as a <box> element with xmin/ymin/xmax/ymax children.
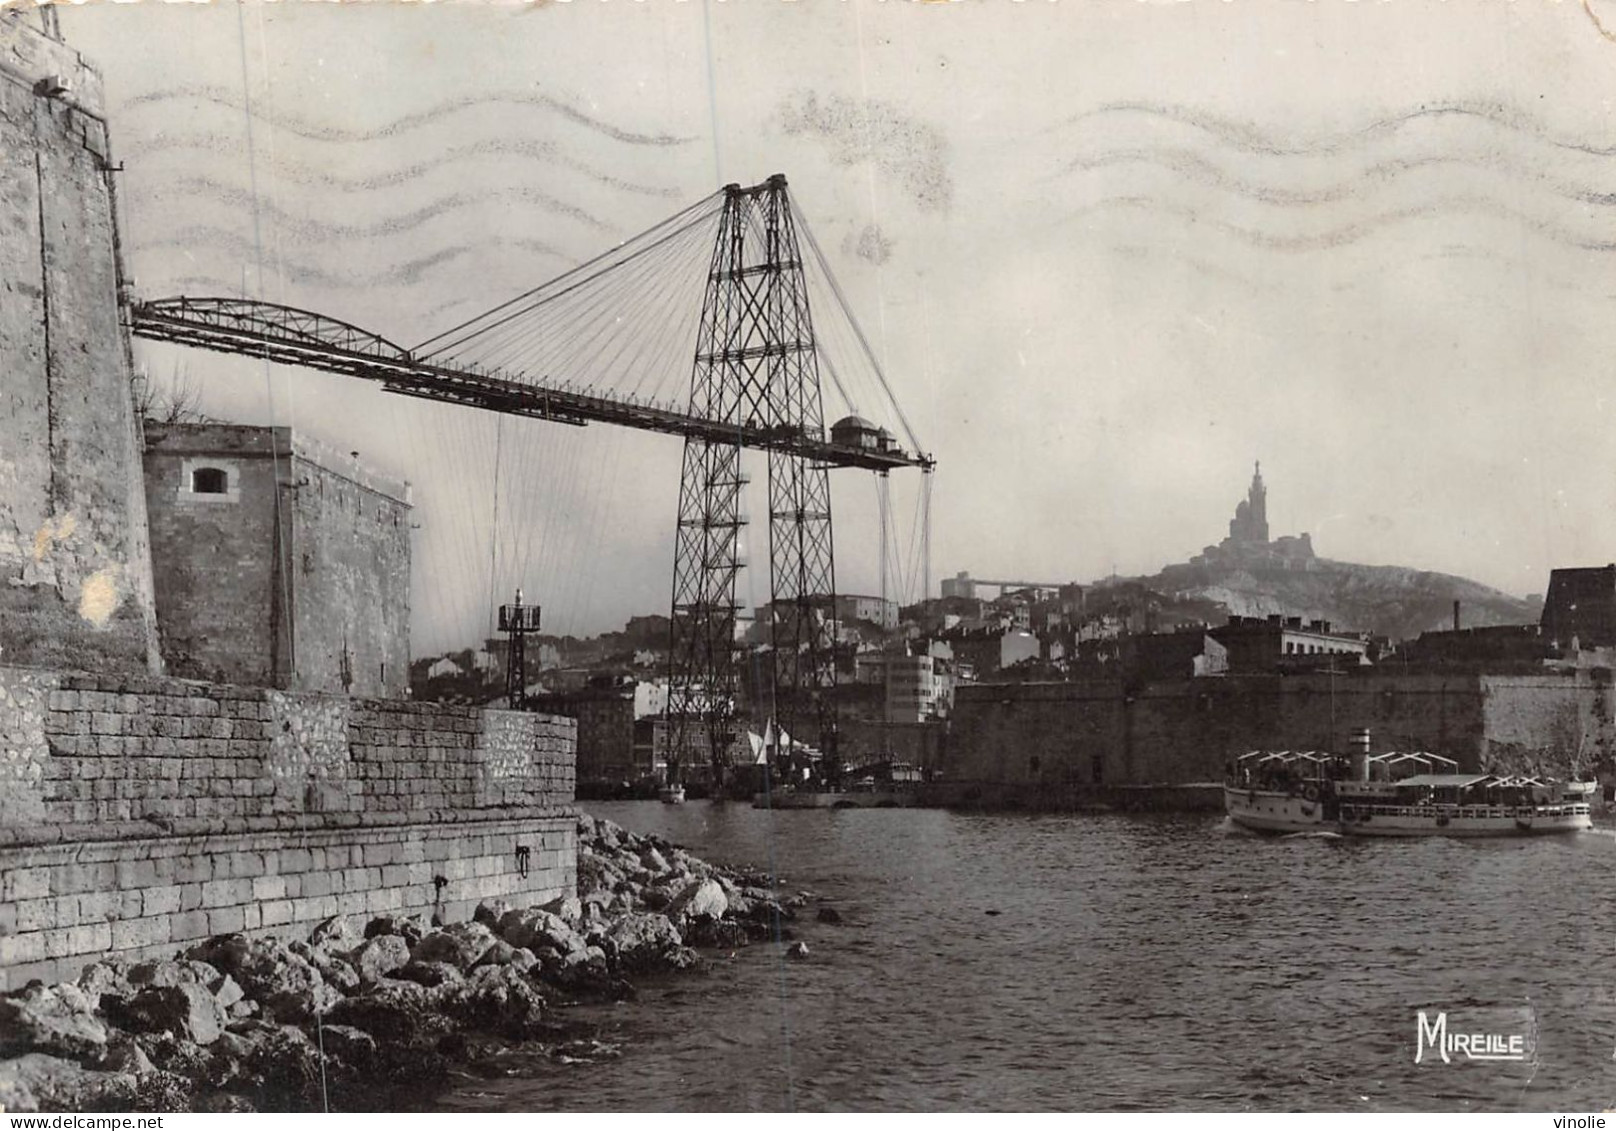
<box><xmin>0</xmin><ymin>815</ymin><xmax>805</xmax><ymax>1112</ymax></box>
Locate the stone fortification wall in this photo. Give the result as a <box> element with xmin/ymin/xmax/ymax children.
<box><xmin>948</xmin><ymin>669</ymin><xmax>1609</xmax><ymax>794</ymax></box>
<box><xmin>0</xmin><ymin>14</ymin><xmax>159</xmax><ymax>675</ymax></box>
<box><xmin>140</xmin><ymin>427</ymin><xmax>288</xmax><ymax>689</ymax></box>
<box><xmin>142</xmin><ymin>424</ymin><xmax>412</xmax><ymax>698</ymax></box>
<box><xmin>1479</xmin><ymin>669</ymin><xmax>1616</xmax><ymax>778</ymax></box>
<box><xmin>0</xmin><ymin>666</ymin><xmax>576</xmax><ymax>990</ymax></box>
<box><xmin>286</xmin><ymin>443</ymin><xmax>411</xmax><ymax>699</ymax></box>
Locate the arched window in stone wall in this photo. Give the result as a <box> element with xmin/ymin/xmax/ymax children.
<box><xmin>178</xmin><ymin>459</ymin><xmax>239</xmax><ymax>504</ymax></box>
<box><xmin>192</xmin><ymin>466</ymin><xmax>227</xmax><ymax>494</ymax></box>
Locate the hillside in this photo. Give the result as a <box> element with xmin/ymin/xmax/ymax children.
<box><xmin>1128</xmin><ymin>559</ymin><xmax>1541</xmax><ymax>642</ymax></box>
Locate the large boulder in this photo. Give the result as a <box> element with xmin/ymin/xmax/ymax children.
<box><xmin>363</xmin><ymin>915</ymin><xmax>428</xmax><ymax>949</ymax></box>
<box><xmin>307</xmin><ymin>915</ymin><xmax>363</xmax><ymax>950</ymax></box>
<box><xmin>744</xmin><ymin>897</ymin><xmax>792</xmax><ymax>925</ymax></box>
<box><xmin>323</xmin><ymin>981</ymin><xmax>449</xmax><ymax>1043</ymax></box>
<box><xmin>76</xmin><ymin>961</ymin><xmax>132</xmax><ymax>1005</ymax></box>
<box><xmin>0</xmin><ymin>983</ymin><xmax>108</xmax><ymax>1061</ymax></box>
<box><xmin>127</xmin><ymin>959</ymin><xmax>241</xmax><ymax>1010</ymax></box>
<box><xmin>211</xmin><ymin>976</ymin><xmax>244</xmax><ymax>1011</ymax></box>
<box><xmin>347</xmin><ymin>934</ymin><xmax>411</xmax><ymax>984</ymax></box>
<box><xmin>104</xmin><ymin>983</ymin><xmax>226</xmax><ymax>1046</ymax></box>
<box><xmin>472</xmin><ymin>900</ymin><xmax>511</xmax><ymax>928</ymax></box>
<box><xmin>441</xmin><ymin>965</ymin><xmax>548</xmax><ymax>1039</ymax></box>
<box><xmin>128</xmin><ymin>959</ymin><xmax>222</xmax><ymax>990</ymax></box>
<box><xmin>639</xmin><ymin>886</ymin><xmax>672</xmax><ymax>911</ymax></box>
<box><xmin>410</xmin><ymin>922</ymin><xmax>496</xmax><ymax>971</ymax></box>
<box><xmin>184</xmin><ymin>935</ymin><xmax>336</xmax><ymax>1022</ymax></box>
<box><xmin>317</xmin><ymin>1024</ymin><xmax>379</xmax><ymax>1075</ymax></box>
<box><xmin>393</xmin><ymin>960</ymin><xmax>464</xmax><ymax>989</ymax></box>
<box><xmin>666</xmin><ymin>878</ymin><xmax>728</xmax><ymax>925</ymax></box>
<box><xmin>207</xmin><ymin>1021</ymin><xmax>325</xmax><ymax>1110</ymax></box>
<box><xmin>539</xmin><ymin>894</ymin><xmax>584</xmax><ymax>927</ymax></box>
<box><xmin>0</xmin><ymin>1053</ymin><xmax>138</xmax><ymax>1113</ymax></box>
<box><xmin>583</xmin><ymin>815</ymin><xmax>626</xmax><ymax>850</ymax></box>
<box><xmin>575</xmin><ymin>852</ymin><xmax>624</xmax><ymax>897</ymax></box>
<box><xmin>499</xmin><ymin>909</ymin><xmax>588</xmax><ymax>958</ymax></box>
<box><xmin>602</xmin><ymin>912</ymin><xmax>684</xmax><ymax>974</ymax></box>
<box><xmin>183</xmin><ymin>934</ymin><xmax>254</xmax><ymax>974</ymax></box>
<box><xmin>470</xmin><ymin>939</ymin><xmax>521</xmax><ymax>969</ymax></box>
<box><xmin>542</xmin><ymin>949</ymin><xmax>635</xmax><ymax>1000</ymax></box>
<box><xmin>580</xmin><ymin>887</ymin><xmax>614</xmax><ymax>912</ymax></box>
<box><xmin>98</xmin><ymin>1034</ymin><xmax>156</xmax><ymax>1077</ymax></box>
<box><xmin>292</xmin><ymin>941</ymin><xmax>361</xmax><ymax>995</ymax></box>
<box><xmin>684</xmin><ymin>917</ymin><xmax>754</xmax><ymax>949</ymax></box>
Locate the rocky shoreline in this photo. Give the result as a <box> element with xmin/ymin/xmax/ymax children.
<box><xmin>0</xmin><ymin>814</ymin><xmax>811</xmax><ymax>1113</ymax></box>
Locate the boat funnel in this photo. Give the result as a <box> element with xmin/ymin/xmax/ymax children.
<box><xmin>1350</xmin><ymin>727</ymin><xmax>1372</xmax><ymax>781</ymax></box>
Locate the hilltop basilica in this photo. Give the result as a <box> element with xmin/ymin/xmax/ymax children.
<box><xmin>1189</xmin><ymin>463</ymin><xmax>1317</xmax><ymax>572</ymax></box>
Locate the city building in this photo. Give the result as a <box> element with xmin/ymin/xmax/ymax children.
<box><xmin>1397</xmin><ymin>624</ymin><xmax>1550</xmax><ymax>668</ymax></box>
<box><xmin>854</xmin><ymin>651</ymin><xmax>952</xmax><ymax>722</ymax></box>
<box><xmin>1210</xmin><ymin>615</ymin><xmax>1369</xmax><ymax>672</ymax></box>
<box><xmin>142</xmin><ymin>423</ymin><xmax>412</xmax><ymax>697</ymax></box>
<box><xmin>531</xmin><ymin>675</ymin><xmax>638</xmax><ymax>784</ymax></box>
<box><xmin>934</xmin><ymin>626</ymin><xmax>1041</xmax><ymax>681</ymax></box>
<box><xmin>756</xmin><ymin>594</ymin><xmax>897</xmax><ymax>632</ymax></box>
<box><xmin>835</xmin><ymin>593</ymin><xmax>900</xmax><ymax>630</ymax></box>
<box><xmin>1121</xmin><ymin>631</ymin><xmax>1229</xmax><ymax>681</ymax></box>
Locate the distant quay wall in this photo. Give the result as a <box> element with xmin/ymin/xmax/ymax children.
<box><xmin>921</xmin><ymin>781</ymin><xmax>1226</xmax><ymax>813</ymax></box>
<box><xmin>0</xmin><ymin>665</ymin><xmax>577</xmax><ymax>990</ymax></box>
<box><xmin>946</xmin><ymin>669</ymin><xmax>1616</xmax><ymax>807</ymax></box>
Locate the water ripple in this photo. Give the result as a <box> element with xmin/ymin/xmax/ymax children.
<box><xmin>432</xmin><ymin>803</ymin><xmax>1616</xmax><ymax>1112</ymax></box>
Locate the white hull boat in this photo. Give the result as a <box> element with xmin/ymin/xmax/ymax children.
<box><xmin>1225</xmin><ymin>747</ymin><xmax>1593</xmax><ymax>838</ymax></box>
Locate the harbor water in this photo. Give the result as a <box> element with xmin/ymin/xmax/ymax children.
<box><xmin>432</xmin><ymin>802</ymin><xmax>1616</xmax><ymax>1112</ymax></box>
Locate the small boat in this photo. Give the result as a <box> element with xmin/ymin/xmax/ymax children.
<box><xmin>659</xmin><ymin>783</ymin><xmax>686</xmax><ymax>805</ymax></box>
<box><xmin>1225</xmin><ymin>748</ymin><xmax>1593</xmax><ymax>837</ymax></box>
<box><xmin>752</xmin><ymin>760</ymin><xmax>922</xmax><ymax>810</ymax></box>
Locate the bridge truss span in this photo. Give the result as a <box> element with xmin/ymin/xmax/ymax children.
<box><xmin>129</xmin><ymin>296</ymin><xmax>931</xmax><ymax>471</ymax></box>
<box><xmin>126</xmin><ymin>173</ymin><xmax>935</xmax><ymax>783</ymax></box>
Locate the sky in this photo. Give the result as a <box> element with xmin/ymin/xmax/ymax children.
<box><xmin>53</xmin><ymin>0</ymin><xmax>1616</xmax><ymax>655</ymax></box>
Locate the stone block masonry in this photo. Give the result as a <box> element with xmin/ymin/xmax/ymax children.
<box><xmin>142</xmin><ymin>423</ymin><xmax>413</xmax><ymax>698</ymax></box>
<box><xmin>948</xmin><ymin>667</ymin><xmax>1616</xmax><ymax>801</ymax></box>
<box><xmin>0</xmin><ymin>665</ymin><xmax>578</xmax><ymax>990</ymax></box>
<box><xmin>0</xmin><ymin>12</ymin><xmax>160</xmax><ymax>675</ymax></box>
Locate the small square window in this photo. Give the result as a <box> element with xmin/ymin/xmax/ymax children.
<box><xmin>191</xmin><ymin>467</ymin><xmax>227</xmax><ymax>494</ymax></box>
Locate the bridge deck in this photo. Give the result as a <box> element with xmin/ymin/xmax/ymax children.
<box><xmin>129</xmin><ymin>298</ymin><xmax>933</xmax><ymax>473</ymax></box>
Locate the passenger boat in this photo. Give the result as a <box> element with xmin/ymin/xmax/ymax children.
<box><xmin>1225</xmin><ymin>747</ymin><xmax>1594</xmax><ymax>837</ymax></box>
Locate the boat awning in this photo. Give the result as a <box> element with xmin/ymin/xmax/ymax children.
<box><xmin>1394</xmin><ymin>774</ymin><xmax>1492</xmax><ymax>788</ymax></box>
<box><xmin>1237</xmin><ymin>750</ymin><xmax>1334</xmax><ymax>765</ymax></box>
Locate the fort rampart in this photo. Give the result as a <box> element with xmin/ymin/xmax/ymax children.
<box><xmin>0</xmin><ymin>665</ymin><xmax>577</xmax><ymax>991</ymax></box>
<box><xmin>948</xmin><ymin>668</ymin><xmax>1615</xmax><ymax>800</ymax></box>
<box><xmin>0</xmin><ymin>15</ymin><xmax>159</xmax><ymax>675</ymax></box>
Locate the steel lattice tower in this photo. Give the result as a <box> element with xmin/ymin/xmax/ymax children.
<box><xmin>498</xmin><ymin>590</ymin><xmax>541</xmax><ymax>710</ymax></box>
<box><xmin>667</xmin><ymin>175</ymin><xmax>838</xmax><ymax>788</ymax></box>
